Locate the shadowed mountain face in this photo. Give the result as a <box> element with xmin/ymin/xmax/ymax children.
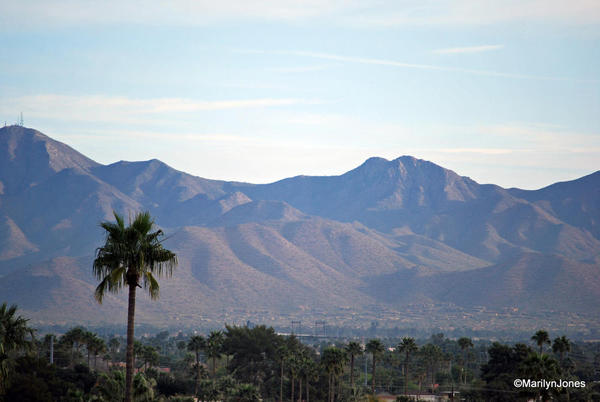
<box><xmin>1</xmin><ymin>125</ymin><xmax>599</xmax><ymax>327</ymax></box>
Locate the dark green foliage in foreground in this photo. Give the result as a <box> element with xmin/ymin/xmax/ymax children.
<box><xmin>3</xmin><ymin>310</ymin><xmax>600</xmax><ymax>401</ymax></box>
<box><xmin>3</xmin><ymin>356</ymin><xmax>96</xmax><ymax>402</ymax></box>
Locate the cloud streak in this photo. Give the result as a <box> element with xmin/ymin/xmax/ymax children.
<box><xmin>433</xmin><ymin>45</ymin><xmax>504</xmax><ymax>54</ymax></box>
<box><xmin>0</xmin><ymin>94</ymin><xmax>317</xmax><ymax>124</ymax></box>
<box><xmin>1</xmin><ymin>0</ymin><xmax>598</xmax><ymax>29</ymax></box>
<box><xmin>278</xmin><ymin>50</ymin><xmax>599</xmax><ymax>83</ymax></box>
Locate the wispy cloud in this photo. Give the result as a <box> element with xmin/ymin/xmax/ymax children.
<box><xmin>0</xmin><ymin>94</ymin><xmax>318</xmax><ymax>124</ymax></box>
<box><xmin>276</xmin><ymin>50</ymin><xmax>599</xmax><ymax>83</ymax></box>
<box><xmin>436</xmin><ymin>147</ymin><xmax>516</xmax><ymax>154</ymax></box>
<box><xmin>267</xmin><ymin>65</ymin><xmax>331</xmax><ymax>73</ymax></box>
<box><xmin>60</xmin><ymin>128</ymin><xmax>260</xmax><ymax>143</ymax></box>
<box><xmin>2</xmin><ymin>0</ymin><xmax>598</xmax><ymax>29</ymax></box>
<box><xmin>343</xmin><ymin>0</ymin><xmax>600</xmax><ymax>27</ymax></box>
<box><xmin>433</xmin><ymin>45</ymin><xmax>504</xmax><ymax>55</ymax></box>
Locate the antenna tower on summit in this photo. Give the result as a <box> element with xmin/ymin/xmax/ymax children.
<box><xmin>18</xmin><ymin>112</ymin><xmax>24</xmax><ymax>126</ymax></box>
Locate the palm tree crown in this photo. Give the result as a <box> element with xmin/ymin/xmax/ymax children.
<box><xmin>0</xmin><ymin>303</ymin><xmax>35</xmax><ymax>395</ymax></box>
<box><xmin>531</xmin><ymin>330</ymin><xmax>551</xmax><ymax>355</ymax></box>
<box><xmin>552</xmin><ymin>335</ymin><xmax>571</xmax><ymax>364</ymax></box>
<box><xmin>93</xmin><ymin>211</ymin><xmax>177</xmax><ymax>302</ymax></box>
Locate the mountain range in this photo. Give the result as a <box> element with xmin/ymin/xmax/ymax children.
<box><xmin>1</xmin><ymin>125</ymin><xmax>599</xmax><ymax>332</ymax></box>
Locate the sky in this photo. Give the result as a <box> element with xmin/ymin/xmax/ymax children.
<box><xmin>0</xmin><ymin>0</ymin><xmax>599</xmax><ymax>189</ymax></box>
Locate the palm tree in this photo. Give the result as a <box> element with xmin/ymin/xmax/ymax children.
<box><xmin>397</xmin><ymin>337</ymin><xmax>418</xmax><ymax>396</ymax></box>
<box><xmin>321</xmin><ymin>346</ymin><xmax>346</xmax><ymax>402</ymax></box>
<box><xmin>531</xmin><ymin>330</ymin><xmax>551</xmax><ymax>355</ymax></box>
<box><xmin>206</xmin><ymin>330</ymin><xmax>224</xmax><ymax>378</ymax></box>
<box><xmin>0</xmin><ymin>303</ymin><xmax>35</xmax><ymax>395</ymax></box>
<box><xmin>552</xmin><ymin>336</ymin><xmax>571</xmax><ymax>365</ymax></box>
<box><xmin>63</xmin><ymin>327</ymin><xmax>87</xmax><ymax>366</ymax></box>
<box><xmin>457</xmin><ymin>337</ymin><xmax>473</xmax><ymax>384</ymax></box>
<box><xmin>420</xmin><ymin>344</ymin><xmax>442</xmax><ymax>392</ymax></box>
<box><xmin>142</xmin><ymin>345</ymin><xmax>158</xmax><ymax>370</ymax></box>
<box><xmin>522</xmin><ymin>353</ymin><xmax>560</xmax><ymax>401</ymax></box>
<box><xmin>286</xmin><ymin>353</ymin><xmax>299</xmax><ymax>402</ymax></box>
<box><xmin>345</xmin><ymin>341</ymin><xmax>363</xmax><ymax>392</ymax></box>
<box><xmin>83</xmin><ymin>330</ymin><xmax>95</xmax><ymax>367</ymax></box>
<box><xmin>299</xmin><ymin>356</ymin><xmax>316</xmax><ymax>402</ymax></box>
<box><xmin>365</xmin><ymin>339</ymin><xmax>385</xmax><ymax>395</ymax></box>
<box><xmin>108</xmin><ymin>337</ymin><xmax>120</xmax><ymax>366</ymax></box>
<box><xmin>90</xmin><ymin>336</ymin><xmax>107</xmax><ymax>370</ymax></box>
<box><xmin>93</xmin><ymin>211</ymin><xmax>177</xmax><ymax>402</ymax></box>
<box><xmin>276</xmin><ymin>344</ymin><xmax>289</xmax><ymax>402</ymax></box>
<box><xmin>188</xmin><ymin>335</ymin><xmax>206</xmax><ymax>396</ymax></box>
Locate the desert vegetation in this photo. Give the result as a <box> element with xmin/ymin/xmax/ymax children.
<box><xmin>2</xmin><ymin>305</ymin><xmax>600</xmax><ymax>401</ymax></box>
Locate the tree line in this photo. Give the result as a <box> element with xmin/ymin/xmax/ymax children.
<box><xmin>2</xmin><ymin>307</ymin><xmax>600</xmax><ymax>401</ymax></box>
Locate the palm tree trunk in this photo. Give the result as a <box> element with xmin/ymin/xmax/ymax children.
<box><xmin>350</xmin><ymin>355</ymin><xmax>355</xmax><ymax>391</ymax></box>
<box><xmin>371</xmin><ymin>357</ymin><xmax>376</xmax><ymax>394</ymax></box>
<box><xmin>212</xmin><ymin>356</ymin><xmax>216</xmax><ymax>378</ymax></box>
<box><xmin>291</xmin><ymin>375</ymin><xmax>295</xmax><ymax>402</ymax></box>
<box><xmin>298</xmin><ymin>377</ymin><xmax>302</xmax><ymax>402</ymax></box>
<box><xmin>331</xmin><ymin>375</ymin><xmax>335</xmax><ymax>402</ymax></box>
<box><xmin>280</xmin><ymin>361</ymin><xmax>284</xmax><ymax>402</ymax></box>
<box><xmin>328</xmin><ymin>372</ymin><xmax>332</xmax><ymax>402</ymax></box>
<box><xmin>306</xmin><ymin>376</ymin><xmax>309</xmax><ymax>402</ymax></box>
<box><xmin>125</xmin><ymin>283</ymin><xmax>137</xmax><ymax>402</ymax></box>
<box><xmin>404</xmin><ymin>362</ymin><xmax>408</xmax><ymax>395</ymax></box>
<box><xmin>194</xmin><ymin>353</ymin><xmax>200</xmax><ymax>397</ymax></box>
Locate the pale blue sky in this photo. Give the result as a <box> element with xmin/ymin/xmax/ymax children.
<box><xmin>1</xmin><ymin>1</ymin><xmax>599</xmax><ymax>189</ymax></box>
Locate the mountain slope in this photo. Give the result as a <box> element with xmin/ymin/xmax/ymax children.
<box><xmin>510</xmin><ymin>171</ymin><xmax>600</xmax><ymax>244</ymax></box>
<box><xmin>0</xmin><ymin>126</ymin><xmax>98</xmax><ymax>195</ymax></box>
<box><xmin>0</xmin><ymin>125</ymin><xmax>599</xmax><ymax>329</ymax></box>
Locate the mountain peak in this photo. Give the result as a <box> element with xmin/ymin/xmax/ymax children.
<box><xmin>0</xmin><ymin>126</ymin><xmax>99</xmax><ymax>194</ymax></box>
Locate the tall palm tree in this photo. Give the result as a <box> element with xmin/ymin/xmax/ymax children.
<box><xmin>345</xmin><ymin>341</ymin><xmax>363</xmax><ymax>392</ymax></box>
<box><xmin>321</xmin><ymin>347</ymin><xmax>346</xmax><ymax>402</ymax></box>
<box><xmin>286</xmin><ymin>353</ymin><xmax>299</xmax><ymax>402</ymax></box>
<box><xmin>397</xmin><ymin>337</ymin><xmax>418</xmax><ymax>396</ymax></box>
<box><xmin>302</xmin><ymin>357</ymin><xmax>318</xmax><ymax>402</ymax></box>
<box><xmin>420</xmin><ymin>344</ymin><xmax>442</xmax><ymax>392</ymax></box>
<box><xmin>298</xmin><ymin>355</ymin><xmax>315</xmax><ymax>402</ymax></box>
<box><xmin>63</xmin><ymin>327</ymin><xmax>87</xmax><ymax>366</ymax></box>
<box><xmin>531</xmin><ymin>330</ymin><xmax>551</xmax><ymax>355</ymax></box>
<box><xmin>552</xmin><ymin>336</ymin><xmax>571</xmax><ymax>365</ymax></box>
<box><xmin>206</xmin><ymin>330</ymin><xmax>224</xmax><ymax>378</ymax></box>
<box><xmin>188</xmin><ymin>335</ymin><xmax>206</xmax><ymax>396</ymax></box>
<box><xmin>93</xmin><ymin>211</ymin><xmax>177</xmax><ymax>402</ymax></box>
<box><xmin>90</xmin><ymin>336</ymin><xmax>107</xmax><ymax>370</ymax></box>
<box><xmin>276</xmin><ymin>344</ymin><xmax>289</xmax><ymax>402</ymax></box>
<box><xmin>83</xmin><ymin>330</ymin><xmax>95</xmax><ymax>367</ymax></box>
<box><xmin>365</xmin><ymin>339</ymin><xmax>385</xmax><ymax>395</ymax></box>
<box><xmin>457</xmin><ymin>337</ymin><xmax>473</xmax><ymax>384</ymax></box>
